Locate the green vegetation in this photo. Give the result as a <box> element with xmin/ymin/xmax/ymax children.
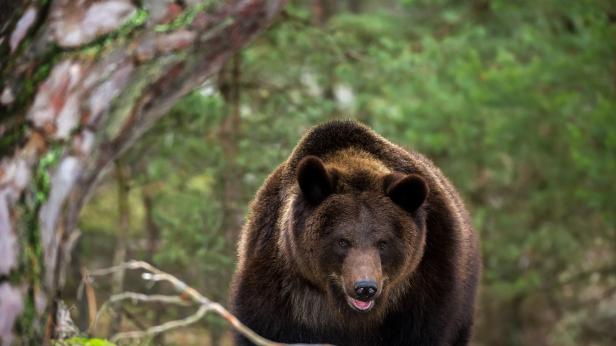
<box><xmin>54</xmin><ymin>337</ymin><xmax>116</xmax><ymax>346</ymax></box>
<box><xmin>71</xmin><ymin>1</ymin><xmax>616</xmax><ymax>345</ymax></box>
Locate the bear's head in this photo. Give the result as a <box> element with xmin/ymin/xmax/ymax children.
<box><xmin>283</xmin><ymin>152</ymin><xmax>429</xmax><ymax>324</ymax></box>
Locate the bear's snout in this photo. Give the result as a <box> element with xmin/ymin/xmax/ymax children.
<box><xmin>341</xmin><ymin>248</ymin><xmax>383</xmax><ymax>312</ymax></box>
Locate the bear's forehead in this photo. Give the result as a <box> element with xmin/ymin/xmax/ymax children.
<box><xmin>320</xmin><ymin>194</ymin><xmax>398</xmax><ymax>230</ymax></box>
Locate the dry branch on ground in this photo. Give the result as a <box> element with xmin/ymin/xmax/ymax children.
<box><xmin>83</xmin><ymin>260</ymin><xmax>333</xmax><ymax>346</ymax></box>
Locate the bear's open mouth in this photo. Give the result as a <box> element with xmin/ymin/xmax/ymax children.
<box><xmin>346</xmin><ymin>296</ymin><xmax>375</xmax><ymax>312</ymax></box>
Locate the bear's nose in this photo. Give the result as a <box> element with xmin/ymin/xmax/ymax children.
<box><xmin>354</xmin><ymin>280</ymin><xmax>378</xmax><ymax>301</ymax></box>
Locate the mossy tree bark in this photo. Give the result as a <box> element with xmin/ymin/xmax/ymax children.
<box><xmin>0</xmin><ymin>0</ymin><xmax>287</xmax><ymax>344</ymax></box>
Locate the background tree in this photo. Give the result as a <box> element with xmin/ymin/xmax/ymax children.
<box><xmin>0</xmin><ymin>0</ymin><xmax>286</xmax><ymax>344</ymax></box>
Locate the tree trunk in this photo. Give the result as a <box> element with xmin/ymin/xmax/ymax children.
<box><xmin>0</xmin><ymin>0</ymin><xmax>287</xmax><ymax>344</ymax></box>
<box><xmin>142</xmin><ymin>184</ymin><xmax>160</xmax><ymax>264</ymax></box>
<box><xmin>107</xmin><ymin>161</ymin><xmax>130</xmax><ymax>337</ymax></box>
<box><xmin>217</xmin><ymin>54</ymin><xmax>243</xmax><ymax>244</ymax></box>
<box><xmin>141</xmin><ymin>182</ymin><xmax>164</xmax><ymax>345</ymax></box>
<box><xmin>311</xmin><ymin>0</ymin><xmax>338</xmax><ymax>118</ymax></box>
<box><xmin>208</xmin><ymin>53</ymin><xmax>244</xmax><ymax>346</ymax></box>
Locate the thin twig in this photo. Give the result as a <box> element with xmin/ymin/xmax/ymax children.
<box><xmin>118</xmin><ymin>305</ymin><xmax>148</xmax><ymax>331</ymax></box>
<box><xmin>86</xmin><ymin>260</ymin><xmax>334</xmax><ymax>346</ymax></box>
<box><xmin>110</xmin><ymin>304</ymin><xmax>208</xmax><ymax>342</ymax></box>
<box><xmin>108</xmin><ymin>292</ymin><xmax>192</xmax><ymax>306</ymax></box>
<box><xmin>88</xmin><ymin>261</ymin><xmax>205</xmax><ymax>303</ymax></box>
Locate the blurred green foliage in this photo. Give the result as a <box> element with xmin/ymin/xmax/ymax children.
<box><xmin>54</xmin><ymin>337</ymin><xmax>116</xmax><ymax>346</ymax></box>
<box><xmin>74</xmin><ymin>0</ymin><xmax>615</xmax><ymax>345</ymax></box>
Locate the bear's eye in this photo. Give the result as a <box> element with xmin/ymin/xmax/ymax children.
<box><xmin>338</xmin><ymin>239</ymin><xmax>350</xmax><ymax>249</ymax></box>
<box><xmin>377</xmin><ymin>240</ymin><xmax>387</xmax><ymax>250</ymax></box>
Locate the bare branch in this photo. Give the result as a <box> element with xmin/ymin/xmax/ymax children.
<box><xmin>108</xmin><ymin>292</ymin><xmax>192</xmax><ymax>306</ymax></box>
<box><xmin>86</xmin><ymin>260</ymin><xmax>334</xmax><ymax>346</ymax></box>
<box><xmin>110</xmin><ymin>304</ymin><xmax>209</xmax><ymax>343</ymax></box>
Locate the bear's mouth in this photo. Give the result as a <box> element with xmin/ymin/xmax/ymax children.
<box><xmin>346</xmin><ymin>296</ymin><xmax>375</xmax><ymax>312</ymax></box>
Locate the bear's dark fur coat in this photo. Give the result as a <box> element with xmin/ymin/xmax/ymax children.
<box><xmin>230</xmin><ymin>121</ymin><xmax>481</xmax><ymax>346</ymax></box>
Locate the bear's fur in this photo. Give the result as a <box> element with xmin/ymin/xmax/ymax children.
<box><xmin>229</xmin><ymin>120</ymin><xmax>481</xmax><ymax>346</ymax></box>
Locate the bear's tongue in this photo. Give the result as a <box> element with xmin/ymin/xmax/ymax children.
<box><xmin>351</xmin><ymin>298</ymin><xmax>374</xmax><ymax>311</ymax></box>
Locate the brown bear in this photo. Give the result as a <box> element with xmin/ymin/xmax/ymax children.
<box><xmin>229</xmin><ymin>120</ymin><xmax>481</xmax><ymax>346</ymax></box>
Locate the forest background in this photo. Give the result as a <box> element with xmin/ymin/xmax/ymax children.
<box><xmin>2</xmin><ymin>0</ymin><xmax>615</xmax><ymax>345</ymax></box>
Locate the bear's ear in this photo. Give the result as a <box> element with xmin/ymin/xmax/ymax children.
<box><xmin>384</xmin><ymin>173</ymin><xmax>429</xmax><ymax>213</ymax></box>
<box><xmin>297</xmin><ymin>155</ymin><xmax>334</xmax><ymax>205</ymax></box>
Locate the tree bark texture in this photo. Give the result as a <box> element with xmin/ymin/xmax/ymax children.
<box><xmin>0</xmin><ymin>0</ymin><xmax>287</xmax><ymax>344</ymax></box>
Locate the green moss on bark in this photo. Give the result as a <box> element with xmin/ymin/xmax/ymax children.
<box><xmin>15</xmin><ymin>145</ymin><xmax>63</xmax><ymax>343</ymax></box>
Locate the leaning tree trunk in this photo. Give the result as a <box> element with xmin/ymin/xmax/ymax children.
<box><xmin>0</xmin><ymin>0</ymin><xmax>286</xmax><ymax>344</ymax></box>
